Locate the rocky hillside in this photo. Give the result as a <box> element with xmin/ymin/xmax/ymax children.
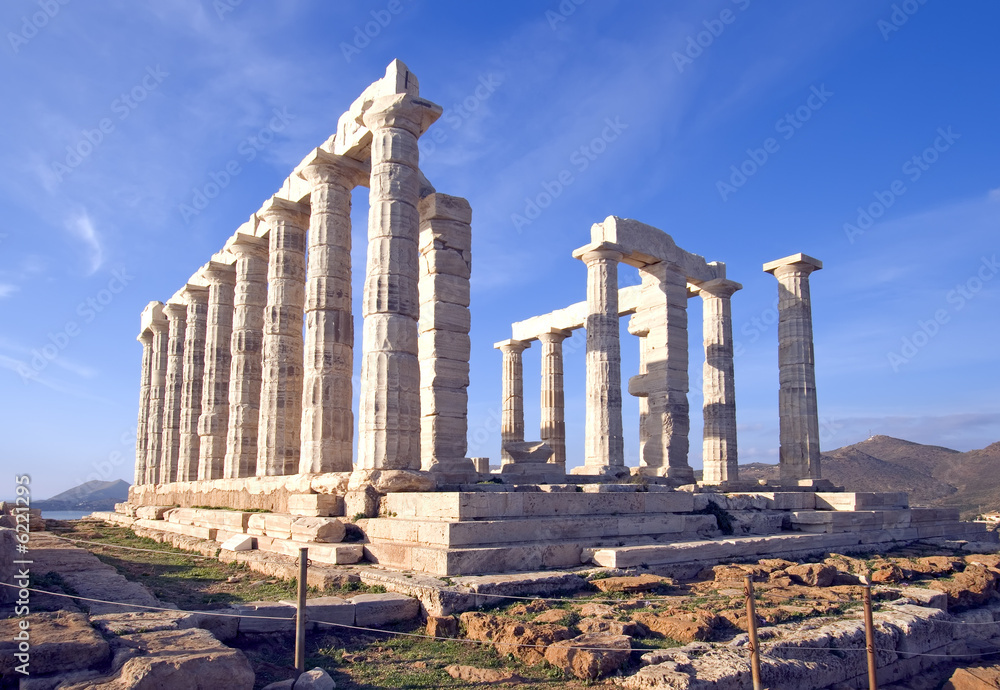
<box><xmin>740</xmin><ymin>436</ymin><xmax>1000</xmax><ymax>518</ymax></box>
<box><xmin>34</xmin><ymin>479</ymin><xmax>130</xmax><ymax>512</ymax></box>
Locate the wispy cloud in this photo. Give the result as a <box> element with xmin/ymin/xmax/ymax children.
<box><xmin>65</xmin><ymin>210</ymin><xmax>103</xmax><ymax>274</ymax></box>
<box><xmin>0</xmin><ymin>283</ymin><xmax>18</xmax><ymax>299</ymax></box>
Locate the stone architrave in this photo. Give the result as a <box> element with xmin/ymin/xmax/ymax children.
<box><xmin>576</xmin><ymin>243</ymin><xmax>626</xmax><ymax>475</ymax></box>
<box><xmin>418</xmin><ymin>193</ymin><xmax>476</xmax><ymax>480</ymax></box>
<box><xmin>257</xmin><ymin>198</ymin><xmax>310</xmax><ymax>477</ymax></box>
<box><xmin>177</xmin><ymin>285</ymin><xmax>209</xmax><ymax>481</ymax></box>
<box><xmin>697</xmin><ymin>279</ymin><xmax>742</xmax><ymax>485</ymax></box>
<box><xmin>144</xmin><ymin>306</ymin><xmax>168</xmax><ymax>485</ymax></box>
<box><xmin>300</xmin><ymin>152</ymin><xmax>368</xmax><ymax>475</ymax></box>
<box><xmin>765</xmin><ymin>253</ymin><xmax>823</xmax><ymax>482</ymax></box>
<box><xmin>538</xmin><ymin>328</ymin><xmax>570</xmax><ymax>468</ymax></box>
<box><xmin>159</xmin><ymin>303</ymin><xmax>187</xmax><ymax>484</ymax></box>
<box><xmin>635</xmin><ymin>262</ymin><xmax>693</xmax><ymax>482</ymax></box>
<box><xmin>197</xmin><ymin>261</ymin><xmax>236</xmax><ymax>481</ymax></box>
<box><xmin>224</xmin><ymin>233</ymin><xmax>269</xmax><ymax>479</ymax></box>
<box><xmin>356</xmin><ymin>92</ymin><xmax>441</xmax><ymax>473</ymax></box>
<box><xmin>494</xmin><ymin>339</ymin><xmax>528</xmax><ymax>464</ymax></box>
<box><xmin>133</xmin><ymin>331</ymin><xmax>154</xmax><ymax>485</ymax></box>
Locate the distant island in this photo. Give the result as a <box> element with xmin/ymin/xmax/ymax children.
<box><xmin>33</xmin><ymin>479</ymin><xmax>131</xmax><ymax>512</ymax></box>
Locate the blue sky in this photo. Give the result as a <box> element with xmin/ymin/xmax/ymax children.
<box><xmin>2</xmin><ymin>0</ymin><xmax>998</xmax><ymax>499</ymax></box>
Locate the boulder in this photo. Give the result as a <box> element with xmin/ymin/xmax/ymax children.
<box><xmin>293</xmin><ymin>667</ymin><xmax>336</xmax><ymax>689</ymax></box>
<box><xmin>943</xmin><ymin>664</ymin><xmax>1000</xmax><ymax>689</ymax></box>
<box><xmin>871</xmin><ymin>563</ymin><xmax>905</xmax><ymax>584</ymax></box>
<box><xmin>0</xmin><ymin>612</ymin><xmax>110</xmax><ymax>676</ymax></box>
<box><xmin>460</xmin><ymin>611</ymin><xmax>573</xmax><ymax>665</ymax></box>
<box><xmin>427</xmin><ymin>615</ymin><xmax>458</xmax><ymax>638</ymax></box>
<box><xmin>544</xmin><ymin>632</ymin><xmax>632</xmax><ymax>680</ymax></box>
<box><xmin>445</xmin><ymin>665</ymin><xmax>522</xmax><ymax>684</ymax></box>
<box><xmin>576</xmin><ymin>617</ymin><xmax>647</xmax><ymax>637</ymax></box>
<box><xmin>929</xmin><ymin>564</ymin><xmax>1000</xmax><ymax>609</ymax></box>
<box><xmin>62</xmin><ymin>628</ymin><xmax>254</xmax><ymax>690</ymax></box>
<box><xmin>591</xmin><ymin>574</ymin><xmax>672</xmax><ymax>593</ymax></box>
<box><xmin>633</xmin><ymin>611</ymin><xmax>718</xmax><ymax>643</ymax></box>
<box><xmin>786</xmin><ymin>563</ymin><xmax>837</xmax><ymax>587</ymax></box>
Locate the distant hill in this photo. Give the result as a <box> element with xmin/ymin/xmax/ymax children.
<box><xmin>35</xmin><ymin>479</ymin><xmax>131</xmax><ymax>512</ymax></box>
<box><xmin>739</xmin><ymin>436</ymin><xmax>1000</xmax><ymax>519</ymax></box>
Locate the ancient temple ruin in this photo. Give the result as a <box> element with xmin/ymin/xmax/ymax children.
<box><xmin>117</xmin><ymin>60</ymin><xmax>991</xmax><ymax>576</ymax></box>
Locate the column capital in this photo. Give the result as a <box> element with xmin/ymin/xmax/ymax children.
<box><xmin>260</xmin><ymin>196</ymin><xmax>310</xmax><ymax>226</ymax></box>
<box><xmin>137</xmin><ymin>331</ymin><xmax>153</xmax><ymax>345</ymax></box>
<box><xmin>642</xmin><ymin>260</ymin><xmax>686</xmax><ymax>282</ymax></box>
<box><xmin>140</xmin><ymin>301</ymin><xmax>166</xmax><ymax>332</ymax></box>
<box><xmin>180</xmin><ymin>284</ymin><xmax>209</xmax><ymax>305</ymax></box>
<box><xmin>494</xmin><ymin>338</ymin><xmax>529</xmax><ymax>354</ymax></box>
<box><xmin>224</xmin><ymin>231</ymin><xmax>269</xmax><ymax>261</ymax></box>
<box><xmin>537</xmin><ymin>328</ymin><xmax>571</xmax><ymax>345</ymax></box>
<box><xmin>162</xmin><ymin>302</ymin><xmax>188</xmax><ymax>320</ymax></box>
<box><xmin>764</xmin><ymin>253</ymin><xmax>823</xmax><ymax>277</ymax></box>
<box><xmin>201</xmin><ymin>260</ymin><xmax>236</xmax><ymax>284</ymax></box>
<box><xmin>361</xmin><ymin>93</ymin><xmax>443</xmax><ymax>136</ymax></box>
<box><xmin>299</xmin><ymin>148</ymin><xmax>370</xmax><ymax>189</ymax></box>
<box><xmin>572</xmin><ymin>241</ymin><xmax>626</xmax><ymax>265</ymax></box>
<box><xmin>694</xmin><ymin>278</ymin><xmax>743</xmax><ymax>300</ymax></box>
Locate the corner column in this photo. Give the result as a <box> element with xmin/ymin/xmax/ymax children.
<box><xmin>300</xmin><ymin>153</ymin><xmax>367</xmax><ymax>474</ymax></box>
<box><xmin>134</xmin><ymin>330</ymin><xmax>154</xmax><ymax>485</ymax></box>
<box><xmin>256</xmin><ymin>198</ymin><xmax>310</xmax><ymax>476</ymax></box>
<box><xmin>495</xmin><ymin>339</ymin><xmax>528</xmax><ymax>463</ymax></box>
<box><xmin>144</xmin><ymin>305</ymin><xmax>168</xmax><ymax>485</ymax></box>
<box><xmin>765</xmin><ymin>253</ymin><xmax>823</xmax><ymax>482</ymax></box>
<box><xmin>177</xmin><ymin>285</ymin><xmax>208</xmax><ymax>481</ymax></box>
<box><xmin>696</xmin><ymin>279</ymin><xmax>742</xmax><ymax>485</ymax></box>
<box><xmin>356</xmin><ymin>93</ymin><xmax>441</xmax><ymax>473</ymax></box>
<box><xmin>159</xmin><ymin>303</ymin><xmax>187</xmax><ymax>483</ymax></box>
<box><xmin>224</xmin><ymin>233</ymin><xmax>269</xmax><ymax>479</ymax></box>
<box><xmin>575</xmin><ymin>243</ymin><xmax>626</xmax><ymax>475</ymax></box>
<box><xmin>197</xmin><ymin>262</ymin><xmax>236</xmax><ymax>481</ymax></box>
<box><xmin>539</xmin><ymin>328</ymin><xmax>570</xmax><ymax>468</ymax></box>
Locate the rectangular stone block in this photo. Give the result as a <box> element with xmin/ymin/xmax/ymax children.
<box><xmin>288</xmin><ymin>494</ymin><xmax>343</xmax><ymax>518</ymax></box>
<box><xmin>135</xmin><ymin>505</ymin><xmax>173</xmax><ymax>520</ymax></box>
<box><xmin>420</xmin><ymin>387</ymin><xmax>468</xmax><ymax>418</ymax></box>
<box><xmin>815</xmin><ymin>492</ymin><xmax>909</xmax><ymax>511</ymax></box>
<box><xmin>249</xmin><ymin>513</ymin><xmax>294</xmax><ymax>539</ymax></box>
<box><xmin>135</xmin><ymin>518</ymin><xmax>216</xmax><ymax>541</ymax></box>
<box><xmin>418</xmin><ymin>301</ymin><xmax>470</xmax><ymax>334</ymax></box>
<box><xmin>419</xmin><ymin>246</ymin><xmax>470</xmax><ymax>278</ymax></box>
<box><xmin>420</xmin><ymin>330</ymin><xmax>470</xmax><ymax>361</ymax></box>
<box><xmin>419</xmin><ymin>194</ymin><xmax>473</xmax><ymax>226</ymax></box>
<box><xmin>350</xmin><ymin>593</ymin><xmax>421</xmax><ymax>627</ymax></box>
<box><xmin>303</xmin><ymin>596</ymin><xmax>356</xmax><ymax>626</ymax></box>
<box><xmin>418</xmin><ymin>273</ymin><xmax>470</xmax><ymax>307</ymax></box>
<box><xmin>419</xmin><ymin>357</ymin><xmax>469</xmax><ymax>389</ymax></box>
<box><xmin>220</xmin><ymin>535</ymin><xmax>254</xmax><ymax>551</ymax></box>
<box><xmin>290</xmin><ymin>517</ymin><xmax>346</xmax><ymax>544</ymax></box>
<box><xmin>234</xmin><ymin>601</ymin><xmax>298</xmax><ymax>633</ymax></box>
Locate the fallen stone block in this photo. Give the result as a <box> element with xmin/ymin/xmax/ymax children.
<box><xmin>290</xmin><ymin>516</ymin><xmax>346</xmax><ymax>544</ymax></box>
<box><xmin>898</xmin><ymin>587</ymin><xmax>949</xmax><ymax>611</ymax></box>
<box><xmin>0</xmin><ymin>612</ymin><xmax>110</xmax><ymax>676</ymax></box>
<box><xmin>427</xmin><ymin>615</ymin><xmax>458</xmax><ymax>638</ymax></box>
<box><xmin>943</xmin><ymin>664</ymin><xmax>1000</xmax><ymax>690</ymax></box>
<box><xmin>445</xmin><ymin>665</ymin><xmax>523</xmax><ymax>684</ymax></box>
<box><xmin>135</xmin><ymin>505</ymin><xmax>174</xmax><ymax>520</ymax></box>
<box><xmin>351</xmin><ymin>592</ymin><xmax>421</xmax><ymax>627</ymax></box>
<box><xmin>281</xmin><ymin>596</ymin><xmax>354</xmax><ymax>627</ymax></box>
<box><xmin>544</xmin><ymin>632</ymin><xmax>632</xmax><ymax>680</ymax></box>
<box><xmin>233</xmin><ymin>601</ymin><xmax>298</xmax><ymax>633</ymax></box>
<box><xmin>220</xmin><ymin>534</ymin><xmax>255</xmax><ymax>552</ymax></box>
<box><xmin>591</xmin><ymin>574</ymin><xmax>672</xmax><ymax>593</ymax></box>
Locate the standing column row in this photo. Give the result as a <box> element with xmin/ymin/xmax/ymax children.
<box><xmin>159</xmin><ymin>303</ymin><xmax>187</xmax><ymax>483</ymax></box>
<box><xmin>143</xmin><ymin>305</ymin><xmax>168</xmax><ymax>485</ymax></box>
<box><xmin>197</xmin><ymin>262</ymin><xmax>236</xmax><ymax>481</ymax></box>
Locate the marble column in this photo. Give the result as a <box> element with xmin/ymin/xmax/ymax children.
<box><xmin>300</xmin><ymin>153</ymin><xmax>367</xmax><ymax>474</ymax></box>
<box><xmin>578</xmin><ymin>243</ymin><xmax>625</xmax><ymax>474</ymax></box>
<box><xmin>256</xmin><ymin>198</ymin><xmax>310</xmax><ymax>477</ymax></box>
<box><xmin>764</xmin><ymin>253</ymin><xmax>823</xmax><ymax>482</ymax></box>
<box><xmin>357</xmin><ymin>93</ymin><xmax>440</xmax><ymax>471</ymax></box>
<box><xmin>197</xmin><ymin>261</ymin><xmax>236</xmax><ymax>481</ymax></box>
<box><xmin>159</xmin><ymin>303</ymin><xmax>187</xmax><ymax>483</ymax></box>
<box><xmin>495</xmin><ymin>339</ymin><xmax>528</xmax><ymax>463</ymax></box>
<box><xmin>637</xmin><ymin>262</ymin><xmax>693</xmax><ymax>482</ymax></box>
<box><xmin>177</xmin><ymin>285</ymin><xmax>208</xmax><ymax>481</ymax></box>
<box><xmin>627</xmin><ymin>312</ymin><xmax>650</xmax><ymax>470</ymax></box>
<box><xmin>134</xmin><ymin>331</ymin><xmax>154</xmax><ymax>485</ymax></box>
<box><xmin>224</xmin><ymin>234</ymin><xmax>269</xmax><ymax>479</ymax></box>
<box><xmin>144</xmin><ymin>309</ymin><xmax>168</xmax><ymax>485</ymax></box>
<box><xmin>539</xmin><ymin>329</ymin><xmax>570</xmax><ymax>467</ymax></box>
<box><xmin>697</xmin><ymin>279</ymin><xmax>742</xmax><ymax>485</ymax></box>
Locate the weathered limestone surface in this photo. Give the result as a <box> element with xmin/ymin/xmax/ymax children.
<box><xmin>178</xmin><ymin>285</ymin><xmax>209</xmax><ymax>481</ymax></box>
<box><xmin>144</xmin><ymin>306</ymin><xmax>168</xmax><ymax>485</ymax></box>
<box><xmin>129</xmin><ymin>474</ymin><xmax>349</xmax><ymax>513</ymax></box>
<box><xmin>134</xmin><ymin>330</ymin><xmax>154</xmax><ymax>485</ymax></box>
<box><xmin>539</xmin><ymin>329</ymin><xmax>570</xmax><ymax>468</ymax></box>
<box><xmin>300</xmin><ymin>152</ymin><xmax>368</xmax><ymax>474</ymax></box>
<box><xmin>357</xmin><ymin>90</ymin><xmax>441</xmax><ymax>473</ymax></box>
<box><xmin>258</xmin><ymin>198</ymin><xmax>310</xmax><ymax>476</ymax></box>
<box><xmin>765</xmin><ymin>253</ymin><xmax>823</xmax><ymax>482</ymax></box>
<box><xmin>159</xmin><ymin>302</ymin><xmax>187</xmax><ymax>484</ymax></box>
<box><xmin>495</xmin><ymin>339</ymin><xmax>528</xmax><ymax>464</ymax></box>
<box><xmin>198</xmin><ymin>261</ymin><xmax>236</xmax><ymax>481</ymax></box>
<box><xmin>698</xmin><ymin>278</ymin><xmax>741</xmax><ymax>485</ymax></box>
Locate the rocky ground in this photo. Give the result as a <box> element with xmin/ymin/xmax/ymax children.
<box><xmin>3</xmin><ymin>520</ymin><xmax>1000</xmax><ymax>689</ymax></box>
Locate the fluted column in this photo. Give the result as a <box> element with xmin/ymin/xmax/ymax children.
<box><xmin>627</xmin><ymin>313</ymin><xmax>650</xmax><ymax>468</ymax></box>
<box><xmin>256</xmin><ymin>198</ymin><xmax>310</xmax><ymax>476</ymax></box>
<box><xmin>495</xmin><ymin>339</ymin><xmax>528</xmax><ymax>463</ymax></box>
<box><xmin>539</xmin><ymin>329</ymin><xmax>570</xmax><ymax>467</ymax></box>
<box><xmin>697</xmin><ymin>279</ymin><xmax>741</xmax><ymax>485</ymax></box>
<box><xmin>159</xmin><ymin>303</ymin><xmax>187</xmax><ymax>483</ymax></box>
<box><xmin>134</xmin><ymin>331</ymin><xmax>154</xmax><ymax>485</ymax></box>
<box><xmin>197</xmin><ymin>261</ymin><xmax>236</xmax><ymax>481</ymax></box>
<box><xmin>575</xmin><ymin>243</ymin><xmax>625</xmax><ymax>475</ymax></box>
<box><xmin>144</xmin><ymin>308</ymin><xmax>168</xmax><ymax>485</ymax></box>
<box><xmin>177</xmin><ymin>285</ymin><xmax>208</xmax><ymax>481</ymax></box>
<box><xmin>224</xmin><ymin>234</ymin><xmax>269</xmax><ymax>479</ymax></box>
<box><xmin>300</xmin><ymin>153</ymin><xmax>367</xmax><ymax>474</ymax></box>
<box><xmin>765</xmin><ymin>253</ymin><xmax>823</xmax><ymax>482</ymax></box>
<box><xmin>357</xmin><ymin>93</ymin><xmax>441</xmax><ymax>471</ymax></box>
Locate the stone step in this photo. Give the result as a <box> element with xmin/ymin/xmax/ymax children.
<box><xmin>789</xmin><ymin>509</ymin><xmax>912</xmax><ymax>533</ymax></box>
<box><xmin>384</xmin><ymin>491</ymin><xmax>696</xmax><ymax>520</ymax></box>
<box><xmin>362</xmin><ymin>513</ymin><xmax>719</xmax><ymax>547</ymax></box>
